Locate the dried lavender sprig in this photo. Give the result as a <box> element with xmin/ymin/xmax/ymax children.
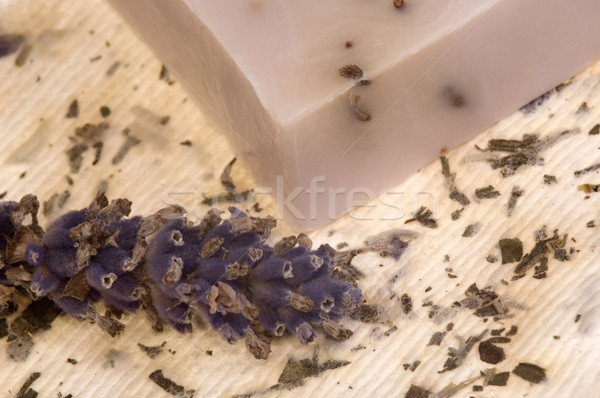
<box><xmin>0</xmin><ymin>194</ymin><xmax>372</xmax><ymax>360</ymax></box>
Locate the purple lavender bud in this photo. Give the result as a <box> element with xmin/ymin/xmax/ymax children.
<box><xmin>223</xmin><ymin>232</ymin><xmax>263</xmax><ymax>252</ymax></box>
<box><xmin>47</xmin><ymin>210</ymin><xmax>87</xmax><ymax>230</ymax></box>
<box><xmin>53</xmin><ymin>294</ymin><xmax>91</xmax><ymax>320</ymax></box>
<box><xmin>249</xmin><ymin>280</ymin><xmax>297</xmax><ymax>308</ymax></box>
<box><xmin>252</xmin><ymin>257</ymin><xmax>294</xmax><ymax>281</ymax></box>
<box><xmin>42</xmin><ymin>226</ymin><xmax>75</xmax><ymax>250</ymax></box>
<box><xmin>145</xmin><ymin>253</ymin><xmax>186</xmax><ymax>286</ymax></box>
<box><xmin>92</xmin><ymin>247</ymin><xmax>131</xmax><ymax>276</ymax></box>
<box><xmin>25</xmin><ymin>242</ymin><xmax>45</xmax><ymax>266</ymax></box>
<box><xmin>224</xmin><ymin>244</ymin><xmax>270</xmax><ymax>268</ymax></box>
<box><xmin>106</xmin><ymin>216</ymin><xmax>142</xmax><ymax>251</ymax></box>
<box><xmin>102</xmin><ymin>273</ymin><xmax>142</xmax><ymax>304</ymax></box>
<box><xmin>223</xmin><ymin>312</ymin><xmax>250</xmax><ymax>336</ymax></box>
<box><xmin>343</xmin><ymin>287</ymin><xmax>364</xmax><ymax>308</ymax></box>
<box><xmin>199</xmin><ymin>222</ymin><xmax>234</xmax><ymax>258</ymax></box>
<box><xmin>283</xmin><ymin>253</ymin><xmax>328</xmax><ymax>286</ymax></box>
<box><xmin>30</xmin><ymin>263</ymin><xmax>61</xmax><ymax>296</ymax></box>
<box><xmin>85</xmin><ymin>261</ymin><xmax>118</xmax><ymax>291</ymax></box>
<box><xmin>297</xmin><ymin>277</ymin><xmax>347</xmax><ymax>313</ymax></box>
<box><xmin>43</xmin><ymin>246</ymin><xmax>79</xmax><ymax>278</ymax></box>
<box><xmin>278</xmin><ymin>245</ymin><xmax>310</xmax><ymax>259</ymax></box>
<box><xmin>276</xmin><ymin>306</ymin><xmax>316</xmax><ymax>345</ymax></box>
<box><xmin>100</xmin><ymin>293</ymin><xmax>141</xmax><ymax>313</ymax></box>
<box><xmin>195</xmin><ymin>257</ymin><xmax>233</xmax><ymax>283</ymax></box>
<box><xmin>196</xmin><ymin>304</ymin><xmax>245</xmax><ymax>343</ymax></box>
<box><xmin>173</xmin><ymin>278</ymin><xmax>211</xmax><ymax>304</ymax></box>
<box><xmin>255</xmin><ymin>304</ymin><xmax>286</xmax><ymax>336</ymax></box>
<box><xmin>150</xmin><ymin>287</ymin><xmax>192</xmax><ymax>333</ymax></box>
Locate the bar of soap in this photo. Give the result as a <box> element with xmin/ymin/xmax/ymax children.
<box><xmin>106</xmin><ymin>0</ymin><xmax>600</xmax><ymax>230</ymax></box>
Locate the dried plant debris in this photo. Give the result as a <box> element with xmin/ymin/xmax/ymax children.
<box><xmin>578</xmin><ymin>183</ymin><xmax>600</xmax><ymax>194</ymax></box>
<box><xmin>364</xmin><ymin>229</ymin><xmax>415</xmax><ymax>259</ymax></box>
<box><xmin>440</xmin><ymin>156</ymin><xmax>470</xmax><ymax>206</ymax></box>
<box><xmin>487</xmin><ymin>371</ymin><xmax>510</xmax><ymax>386</ymax></box>
<box><xmin>149</xmin><ymin>369</ymin><xmax>194</xmax><ymax>396</ymax></box>
<box><xmin>339</xmin><ymin>64</ymin><xmax>364</xmax><ymax>80</ymax></box>
<box><xmin>0</xmin><ymin>193</ymin><xmax>364</xmax><ymax>359</ymax></box>
<box><xmin>405</xmin><ymin>385</ymin><xmax>430</xmax><ymax>398</ymax></box>
<box><xmin>405</xmin><ymin>207</ymin><xmax>438</xmax><ymax>229</ymax></box>
<box><xmin>520</xmin><ymin>89</ymin><xmax>554</xmax><ymax>114</ymax></box>
<box><xmin>587</xmin><ymin>220</ymin><xmax>596</xmax><ymax>228</ymax></box>
<box><xmin>347</xmin><ymin>304</ymin><xmax>382</xmax><ymax>323</ymax></box>
<box><xmin>450</xmin><ymin>208</ymin><xmax>463</xmax><ymax>221</ymax></box>
<box><xmin>470</xmin><ymin>129</ymin><xmax>579</xmax><ymax>176</ymax></box>
<box><xmin>400</xmin><ymin>293</ymin><xmax>412</xmax><ymax>314</ymax></box>
<box><xmin>106</xmin><ymin>61</ymin><xmax>120</xmax><ymax>76</ymax></box>
<box><xmin>393</xmin><ymin>0</ymin><xmax>405</xmax><ymax>9</ymax></box>
<box><xmin>43</xmin><ymin>190</ymin><xmax>71</xmax><ymax>216</ymax></box>
<box><xmin>499</xmin><ymin>238</ymin><xmax>523</xmax><ymax>264</ymax></box>
<box><xmin>427</xmin><ymin>331</ymin><xmax>446</xmax><ymax>346</ymax></box>
<box><xmin>439</xmin><ymin>330</ymin><xmax>487</xmax><ymax>373</ymax></box>
<box><xmin>543</xmin><ymin>174</ymin><xmax>557</xmax><ymax>184</ymax></box>
<box><xmin>112</xmin><ymin>128</ymin><xmax>141</xmax><ymax>165</ymax></box>
<box><xmin>236</xmin><ymin>350</ymin><xmax>349</xmax><ymax>397</ymax></box>
<box><xmin>442</xmin><ymin>86</ymin><xmax>466</xmax><ymax>108</ymax></box>
<box><xmin>16</xmin><ymin>371</ymin><xmax>41</xmax><ymax>398</ymax></box>
<box><xmin>478</xmin><ymin>339</ymin><xmax>506</xmax><ymax>364</ymax></box>
<box><xmin>14</xmin><ymin>42</ymin><xmax>32</xmax><ymax>67</ymax></box>
<box><xmin>589</xmin><ymin>124</ymin><xmax>599</xmax><ymax>135</ymax></box>
<box><xmin>138</xmin><ymin>341</ymin><xmax>166</xmax><ymax>359</ymax></box>
<box><xmin>462</xmin><ymin>223</ymin><xmax>480</xmax><ymax>238</ymax></box>
<box><xmin>159</xmin><ymin>64</ymin><xmax>176</xmax><ymax>85</ymax></box>
<box><xmin>507</xmin><ymin>186</ymin><xmax>523</xmax><ymax>216</ymax></box>
<box><xmin>458</xmin><ymin>283</ymin><xmax>498</xmax><ymax>312</ymax></box>
<box><xmin>0</xmin><ymin>33</ymin><xmax>25</xmax><ymax>58</ymax></box>
<box><xmin>403</xmin><ymin>360</ymin><xmax>421</xmax><ymax>371</ymax></box>
<box><xmin>66</xmin><ymin>100</ymin><xmax>79</xmax><ymax>118</ymax></box>
<box><xmin>574</xmin><ymin>162</ymin><xmax>600</xmax><ymax>177</ymax></box>
<box><xmin>576</xmin><ymin>102</ymin><xmax>589</xmax><ymax>114</ymax></box>
<box><xmin>512</xmin><ymin>362</ymin><xmax>546</xmax><ymax>384</ymax></box>
<box><xmin>513</xmin><ymin>228</ymin><xmax>571</xmax><ymax>278</ymax></box>
<box><xmin>278</xmin><ymin>350</ymin><xmax>350</xmax><ymax>385</ymax></box>
<box><xmin>475</xmin><ymin>185</ymin><xmax>500</xmax><ymax>199</ymax></box>
<box><xmin>201</xmin><ymin>157</ymin><xmax>254</xmax><ymax>205</ymax></box>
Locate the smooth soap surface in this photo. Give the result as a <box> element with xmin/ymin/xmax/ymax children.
<box><xmin>106</xmin><ymin>0</ymin><xmax>600</xmax><ymax>230</ymax></box>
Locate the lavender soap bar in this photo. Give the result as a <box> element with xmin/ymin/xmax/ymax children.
<box><xmin>106</xmin><ymin>0</ymin><xmax>600</xmax><ymax>230</ymax></box>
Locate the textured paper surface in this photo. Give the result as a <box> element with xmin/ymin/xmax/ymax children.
<box><xmin>1</xmin><ymin>1</ymin><xmax>599</xmax><ymax>397</ymax></box>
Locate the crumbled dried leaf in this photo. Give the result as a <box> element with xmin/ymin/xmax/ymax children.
<box><xmin>440</xmin><ymin>156</ymin><xmax>470</xmax><ymax>206</ymax></box>
<box><xmin>512</xmin><ymin>362</ymin><xmax>546</xmax><ymax>384</ymax></box>
<box><xmin>462</xmin><ymin>223</ymin><xmax>480</xmax><ymax>237</ymax></box>
<box><xmin>401</xmin><ymin>293</ymin><xmax>412</xmax><ymax>314</ymax></box>
<box><xmin>589</xmin><ymin>124</ymin><xmax>599</xmax><ymax>135</ymax></box>
<box><xmin>16</xmin><ymin>372</ymin><xmax>41</xmax><ymax>398</ymax></box>
<box><xmin>507</xmin><ymin>186</ymin><xmax>523</xmax><ymax>216</ymax></box>
<box><xmin>405</xmin><ymin>385</ymin><xmax>430</xmax><ymax>398</ymax></box>
<box><xmin>149</xmin><ymin>369</ymin><xmax>186</xmax><ymax>395</ymax></box>
<box><xmin>138</xmin><ymin>342</ymin><xmax>165</xmax><ymax>359</ymax></box>
<box><xmin>66</xmin><ymin>100</ymin><xmax>79</xmax><ymax>118</ymax></box>
<box><xmin>475</xmin><ymin>185</ymin><xmax>500</xmax><ymax>199</ymax></box>
<box><xmin>405</xmin><ymin>207</ymin><xmax>438</xmax><ymax>229</ymax></box>
<box><xmin>574</xmin><ymin>162</ymin><xmax>600</xmax><ymax>177</ymax></box>
<box><xmin>478</xmin><ymin>340</ymin><xmax>506</xmax><ymax>364</ymax></box>
<box><xmin>499</xmin><ymin>238</ymin><xmax>523</xmax><ymax>264</ymax></box>
<box><xmin>428</xmin><ymin>331</ymin><xmax>446</xmax><ymax>346</ymax></box>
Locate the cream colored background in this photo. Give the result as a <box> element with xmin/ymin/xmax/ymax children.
<box><xmin>1</xmin><ymin>1</ymin><xmax>599</xmax><ymax>397</ymax></box>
